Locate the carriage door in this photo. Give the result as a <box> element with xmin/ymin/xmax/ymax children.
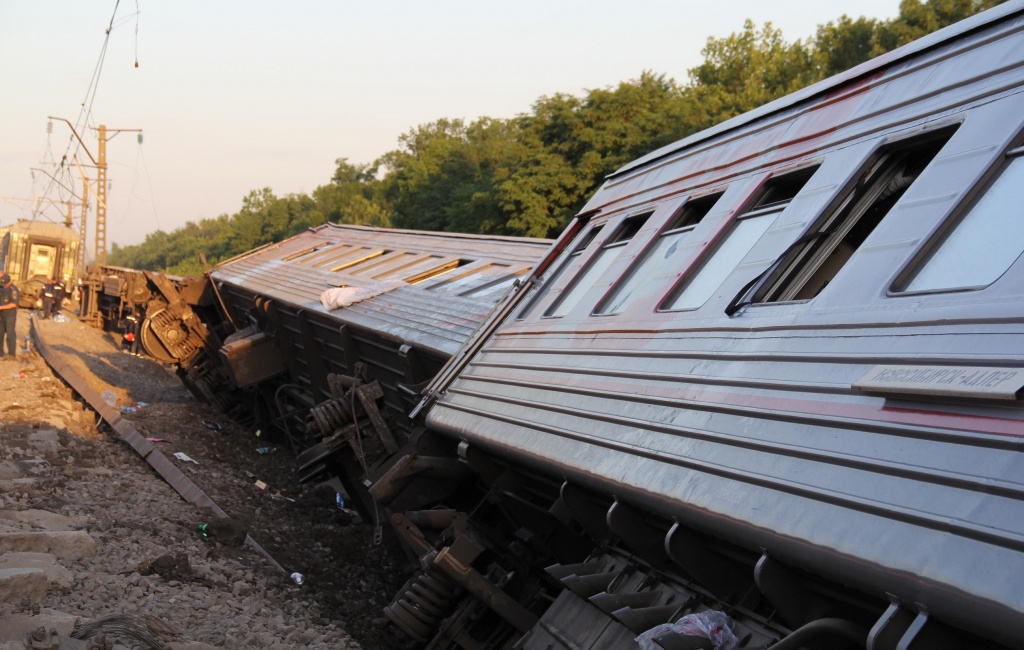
<box><xmin>27</xmin><ymin>243</ymin><xmax>57</xmax><ymax>279</ymax></box>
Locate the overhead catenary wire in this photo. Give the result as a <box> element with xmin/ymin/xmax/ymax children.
<box><xmin>33</xmin><ymin>0</ymin><xmax>131</xmax><ymax>231</ymax></box>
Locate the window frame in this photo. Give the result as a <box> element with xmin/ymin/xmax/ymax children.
<box><xmin>746</xmin><ymin>126</ymin><xmax>958</xmax><ymax>306</ymax></box>
<box><xmin>515</xmin><ymin>222</ymin><xmax>606</xmax><ymax>321</ymax></box>
<box><xmin>542</xmin><ymin>210</ymin><xmax>654</xmax><ymax>319</ymax></box>
<box><xmin>594</xmin><ymin>191</ymin><xmax>725</xmax><ymax>316</ymax></box>
<box><xmin>890</xmin><ymin>143</ymin><xmax>1024</xmax><ymax>296</ymax></box>
<box><xmin>660</xmin><ymin>166</ymin><xmax>818</xmax><ymax>313</ymax></box>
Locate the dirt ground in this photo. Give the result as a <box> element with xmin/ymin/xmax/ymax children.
<box><xmin>1</xmin><ymin>308</ymin><xmax>413</xmax><ymax>649</ymax></box>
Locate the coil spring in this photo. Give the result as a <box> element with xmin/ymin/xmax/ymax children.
<box><xmin>308</xmin><ymin>397</ymin><xmax>351</xmax><ymax>436</ymax></box>
<box><xmin>383</xmin><ymin>565</ymin><xmax>462</xmax><ymax>643</ymax></box>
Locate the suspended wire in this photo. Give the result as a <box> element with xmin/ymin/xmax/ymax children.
<box><xmin>112</xmin><ymin>140</ymin><xmax>160</xmax><ymax>236</ymax></box>
<box><xmin>33</xmin><ymin>0</ymin><xmax>126</xmax><ymax>231</ymax></box>
<box><xmin>139</xmin><ymin>145</ymin><xmax>161</xmax><ymax>231</ymax></box>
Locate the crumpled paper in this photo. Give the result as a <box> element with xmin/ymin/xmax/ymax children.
<box><xmin>319</xmin><ymin>279</ymin><xmax>404</xmax><ymax>311</ymax></box>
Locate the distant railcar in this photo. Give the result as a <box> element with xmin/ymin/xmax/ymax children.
<box><xmin>0</xmin><ymin>220</ymin><xmax>79</xmax><ymax>307</ymax></box>
<box><xmin>363</xmin><ymin>4</ymin><xmax>1024</xmax><ymax>649</ymax></box>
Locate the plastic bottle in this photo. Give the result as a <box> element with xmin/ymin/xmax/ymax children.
<box><xmin>22</xmin><ymin>336</ymin><xmax>30</xmax><ymax>353</ymax></box>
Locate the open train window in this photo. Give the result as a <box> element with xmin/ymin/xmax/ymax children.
<box><xmin>544</xmin><ymin>212</ymin><xmax>652</xmax><ymax>318</ymax></box>
<box><xmin>596</xmin><ymin>193</ymin><xmax>723</xmax><ymax>315</ymax></box>
<box><xmin>753</xmin><ymin>128</ymin><xmax>956</xmax><ymax>303</ymax></box>
<box><xmin>662</xmin><ymin>168</ymin><xmax>815</xmax><ymax>311</ymax></box>
<box><xmin>896</xmin><ymin>145</ymin><xmax>1024</xmax><ymax>293</ymax></box>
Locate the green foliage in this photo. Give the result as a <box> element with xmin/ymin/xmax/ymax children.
<box><xmin>110</xmin><ymin>0</ymin><xmax>1003</xmax><ymax>271</ymax></box>
<box><xmin>875</xmin><ymin>0</ymin><xmax>1007</xmax><ymax>52</ymax></box>
<box><xmin>690</xmin><ymin>21</ymin><xmax>817</xmax><ymax>124</ymax></box>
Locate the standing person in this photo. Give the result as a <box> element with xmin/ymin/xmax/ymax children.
<box><xmin>51</xmin><ymin>276</ymin><xmax>66</xmax><ymax>318</ymax></box>
<box><xmin>41</xmin><ymin>278</ymin><xmax>56</xmax><ymax>319</ymax></box>
<box><xmin>0</xmin><ymin>273</ymin><xmax>20</xmax><ymax>358</ymax></box>
<box><xmin>122</xmin><ymin>310</ymin><xmax>141</xmax><ymax>355</ymax></box>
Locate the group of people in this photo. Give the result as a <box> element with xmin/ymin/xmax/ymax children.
<box><xmin>0</xmin><ymin>272</ymin><xmax>144</xmax><ymax>360</ymax></box>
<box><xmin>40</xmin><ymin>277</ymin><xmax>67</xmax><ymax>320</ymax></box>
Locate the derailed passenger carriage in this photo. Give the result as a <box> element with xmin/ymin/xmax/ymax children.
<box><xmin>195</xmin><ymin>223</ymin><xmax>552</xmax><ymax>510</ymax></box>
<box><xmin>361</xmin><ymin>5</ymin><xmax>1024</xmax><ymax>649</ymax></box>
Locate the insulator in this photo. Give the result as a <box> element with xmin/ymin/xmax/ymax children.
<box><xmin>384</xmin><ymin>565</ymin><xmax>462</xmax><ymax>643</ymax></box>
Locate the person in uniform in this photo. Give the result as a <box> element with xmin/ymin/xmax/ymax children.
<box><xmin>122</xmin><ymin>310</ymin><xmax>141</xmax><ymax>355</ymax></box>
<box><xmin>0</xmin><ymin>273</ymin><xmax>20</xmax><ymax>358</ymax></box>
<box><xmin>41</xmin><ymin>278</ymin><xmax>56</xmax><ymax>319</ymax></box>
<box><xmin>51</xmin><ymin>277</ymin><xmax>66</xmax><ymax>318</ymax></box>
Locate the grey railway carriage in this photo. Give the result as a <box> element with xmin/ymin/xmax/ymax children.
<box><xmin>370</xmin><ymin>4</ymin><xmax>1024</xmax><ymax>649</ymax></box>
<box><xmin>95</xmin><ymin>4</ymin><xmax>1024</xmax><ymax>649</ymax></box>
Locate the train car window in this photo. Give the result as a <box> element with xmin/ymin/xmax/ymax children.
<box><xmin>663</xmin><ymin>169</ymin><xmax>815</xmax><ymax>311</ymax></box>
<box><xmin>403</xmin><ymin>258</ymin><xmax>464</xmax><ymax>284</ymax></box>
<box><xmin>596</xmin><ymin>193</ymin><xmax>723</xmax><ymax>315</ymax></box>
<box><xmin>460</xmin><ymin>270</ymin><xmax>528</xmax><ymax>300</ymax></box>
<box><xmin>898</xmin><ymin>147</ymin><xmax>1024</xmax><ymax>293</ymax></box>
<box><xmin>545</xmin><ymin>213</ymin><xmax>652</xmax><ymax>318</ymax></box>
<box><xmin>756</xmin><ymin>128</ymin><xmax>956</xmax><ymax>303</ymax></box>
<box><xmin>430</xmin><ymin>263</ymin><xmax>512</xmax><ymax>294</ymax></box>
<box><xmin>329</xmin><ymin>248</ymin><xmax>389</xmax><ymax>272</ymax></box>
<box><xmin>282</xmin><ymin>244</ymin><xmax>326</xmax><ymax>262</ymax></box>
<box><xmin>516</xmin><ymin>224</ymin><xmax>605</xmax><ymax>319</ymax></box>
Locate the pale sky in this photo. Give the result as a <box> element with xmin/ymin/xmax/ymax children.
<box><xmin>0</xmin><ymin>1</ymin><xmax>900</xmax><ymax>250</ymax></box>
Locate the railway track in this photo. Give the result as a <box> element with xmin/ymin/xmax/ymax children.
<box><xmin>0</xmin><ymin>313</ymin><xmax>403</xmax><ymax>649</ymax></box>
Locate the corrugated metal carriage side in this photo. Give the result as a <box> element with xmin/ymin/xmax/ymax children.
<box><xmin>197</xmin><ymin>223</ymin><xmax>552</xmax><ymax>512</ymax></box>
<box><xmin>398</xmin><ymin>5</ymin><xmax>1024</xmax><ymax>649</ymax></box>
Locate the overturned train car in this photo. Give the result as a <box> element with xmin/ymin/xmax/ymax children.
<box><xmin>374</xmin><ymin>5</ymin><xmax>1024</xmax><ymax>649</ymax></box>
<box><xmin>120</xmin><ymin>5</ymin><xmax>1024</xmax><ymax>649</ymax></box>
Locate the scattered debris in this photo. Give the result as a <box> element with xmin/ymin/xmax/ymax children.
<box><xmin>202</xmin><ymin>420</ymin><xmax>227</xmax><ymax>434</ymax></box>
<box><xmin>290</xmin><ymin>572</ymin><xmax>305</xmax><ymax>586</ymax></box>
<box><xmin>137</xmin><ymin>552</ymin><xmax>191</xmax><ymax>582</ymax></box>
<box><xmin>254</xmin><ymin>480</ymin><xmax>268</xmax><ymax>490</ymax></box>
<box><xmin>255</xmin><ymin>447</ymin><xmax>276</xmax><ymax>455</ymax></box>
<box><xmin>72</xmin><ymin>612</ymin><xmax>181</xmax><ymax>649</ymax></box>
<box><xmin>172</xmin><ymin>452</ymin><xmax>198</xmax><ymax>464</ymax></box>
<box><xmin>195</xmin><ymin>517</ymin><xmax>247</xmax><ymax>547</ymax></box>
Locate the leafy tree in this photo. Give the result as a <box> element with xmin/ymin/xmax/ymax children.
<box><xmin>875</xmin><ymin>0</ymin><xmax>1007</xmax><ymax>52</ymax></box>
<box><xmin>316</xmin><ymin>158</ymin><xmax>391</xmax><ymax>227</ymax></box>
<box><xmin>690</xmin><ymin>20</ymin><xmax>817</xmax><ymax>124</ymax></box>
<box><xmin>812</xmin><ymin>15</ymin><xmax>882</xmax><ymax>78</ymax></box>
<box><xmin>110</xmin><ymin>0</ymin><xmax>1004</xmax><ymax>271</ymax></box>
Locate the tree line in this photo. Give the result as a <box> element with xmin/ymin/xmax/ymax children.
<box><xmin>110</xmin><ymin>0</ymin><xmax>1005</xmax><ymax>275</ymax></box>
